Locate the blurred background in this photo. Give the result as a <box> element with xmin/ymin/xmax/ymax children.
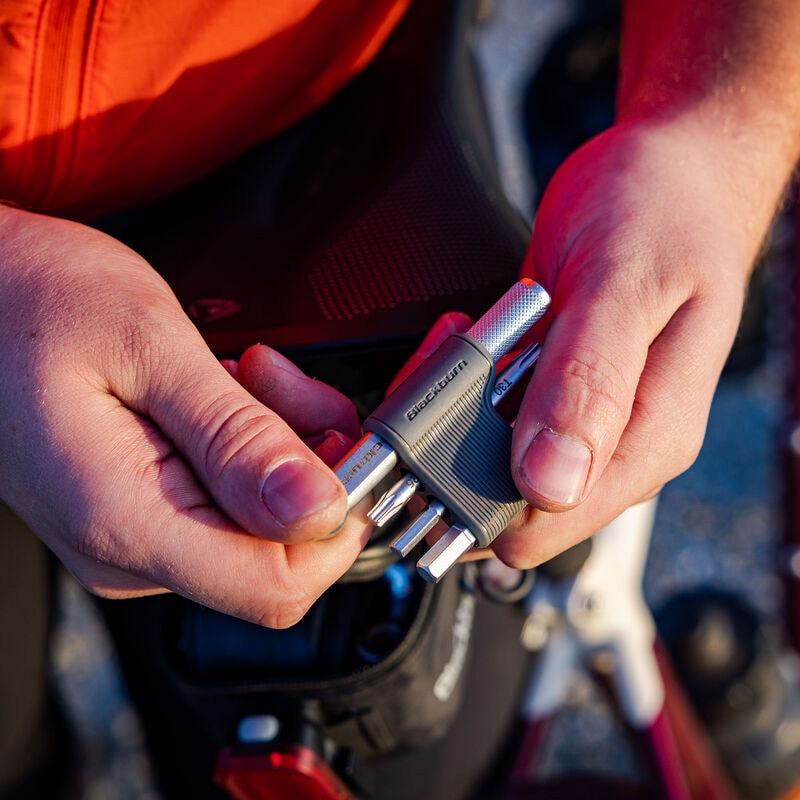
<box><xmin>49</xmin><ymin>0</ymin><xmax>799</xmax><ymax>797</ymax></box>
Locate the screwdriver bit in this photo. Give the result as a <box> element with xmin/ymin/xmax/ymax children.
<box><xmin>415</xmin><ymin>524</ymin><xmax>476</xmax><ymax>582</ymax></box>
<box><xmin>369</xmin><ymin>473</ymin><xmax>421</xmax><ymax>528</ymax></box>
<box><xmin>334</xmin><ymin>279</ymin><xmax>550</xmax><ymax>582</ymax></box>
<box><xmin>390</xmin><ymin>500</ymin><xmax>446</xmax><ymax>557</ymax></box>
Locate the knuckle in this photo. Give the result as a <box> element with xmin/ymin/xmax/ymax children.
<box><xmin>492</xmin><ymin>517</ymin><xmax>550</xmax><ymax>571</ymax></box>
<box><xmin>67</xmin><ymin>548</ymin><xmax>123</xmax><ymax>598</ymax></box>
<box><xmin>554</xmin><ymin>347</ymin><xmax>632</xmax><ymax>425</ymax></box>
<box><xmin>498</xmin><ymin>538</ymin><xmax>553</xmax><ymax>571</ymax></box>
<box><xmin>75</xmin><ymin>574</ymin><xmax>108</xmax><ymax>597</ymax></box>
<box><xmin>198</xmin><ymin>395</ymin><xmax>285</xmax><ymax>481</ymax></box>
<box><xmin>79</xmin><ymin>575</ymin><xmax>120</xmax><ymax>600</ymax></box>
<box><xmin>73</xmin><ymin>519</ymin><xmax>115</xmax><ymax>565</ymax></box>
<box><xmin>243</xmin><ymin>556</ymin><xmax>318</xmax><ymax>630</ymax></box>
<box><xmin>498</xmin><ymin>550</ymin><xmax>541</xmax><ymax>572</ymax></box>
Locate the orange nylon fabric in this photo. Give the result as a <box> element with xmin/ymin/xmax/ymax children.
<box><xmin>0</xmin><ymin>0</ymin><xmax>411</xmax><ymax>219</ymax></box>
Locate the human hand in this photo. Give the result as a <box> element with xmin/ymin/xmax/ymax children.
<box><xmin>0</xmin><ymin>206</ymin><xmax>370</xmax><ymax>627</ymax></box>
<box><xmin>495</xmin><ymin>120</ymin><xmax>769</xmax><ymax>566</ymax></box>
<box><xmin>389</xmin><ymin>121</ymin><xmax>776</xmax><ymax>570</ymax></box>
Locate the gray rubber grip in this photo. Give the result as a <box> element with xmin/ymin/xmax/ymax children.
<box><xmin>364</xmin><ymin>335</ymin><xmax>525</xmax><ymax>547</ymax></box>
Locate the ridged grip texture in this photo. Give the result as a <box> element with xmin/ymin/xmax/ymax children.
<box><xmin>365</xmin><ymin>336</ymin><xmax>525</xmax><ymax>546</ymax></box>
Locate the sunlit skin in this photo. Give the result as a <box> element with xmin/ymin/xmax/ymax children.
<box><xmin>1</xmin><ymin>1</ymin><xmax>800</xmax><ymax>627</ymax></box>
<box><xmin>0</xmin><ymin>210</ymin><xmax>371</xmax><ymax>628</ymax></box>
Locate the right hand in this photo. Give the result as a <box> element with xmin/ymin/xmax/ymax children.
<box><xmin>0</xmin><ymin>205</ymin><xmax>370</xmax><ymax>628</ymax></box>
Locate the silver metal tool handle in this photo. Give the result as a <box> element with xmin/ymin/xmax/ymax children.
<box><xmin>467</xmin><ymin>279</ymin><xmax>550</xmax><ymax>362</ymax></box>
<box><xmin>335</xmin><ymin>433</ymin><xmax>398</xmax><ymax>510</ymax></box>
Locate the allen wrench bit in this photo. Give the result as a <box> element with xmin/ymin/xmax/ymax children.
<box><xmin>334</xmin><ymin>280</ymin><xmax>550</xmax><ymax>582</ymax></box>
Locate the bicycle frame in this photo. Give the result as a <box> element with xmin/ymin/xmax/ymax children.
<box><xmin>494</xmin><ymin>501</ymin><xmax>740</xmax><ymax>800</ymax></box>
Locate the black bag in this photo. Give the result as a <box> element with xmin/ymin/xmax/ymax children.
<box><xmin>172</xmin><ymin>563</ymin><xmax>479</xmax><ymax>758</ymax></box>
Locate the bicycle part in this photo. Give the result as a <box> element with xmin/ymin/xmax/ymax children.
<box><xmin>215</xmin><ymin>710</ymin><xmax>367</xmax><ymax>800</ymax></box>
<box><xmin>658</xmin><ymin>590</ymin><xmax>800</xmax><ymax>800</ymax></box>
<box><xmin>501</xmin><ymin>499</ymin><xmax>740</xmax><ymax>800</ymax></box>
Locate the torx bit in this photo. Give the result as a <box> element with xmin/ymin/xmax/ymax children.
<box><xmin>390</xmin><ymin>500</ymin><xmax>446</xmax><ymax>557</ymax></box>
<box><xmin>368</xmin><ymin>473</ymin><xmax>420</xmax><ymax>527</ymax></box>
<box><xmin>416</xmin><ymin>524</ymin><xmax>477</xmax><ymax>583</ymax></box>
<box><xmin>492</xmin><ymin>342</ymin><xmax>542</xmax><ymax>407</ymax></box>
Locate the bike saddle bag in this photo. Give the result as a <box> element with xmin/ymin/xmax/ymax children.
<box><xmin>167</xmin><ymin>564</ymin><xmax>478</xmax><ymax>759</ymax></box>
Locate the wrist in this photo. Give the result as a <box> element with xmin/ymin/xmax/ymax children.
<box><xmin>610</xmin><ymin>113</ymin><xmax>792</xmax><ymax>268</ymax></box>
<box><xmin>616</xmin><ymin>1</ymin><xmax>800</xmax><ymax>255</ymax></box>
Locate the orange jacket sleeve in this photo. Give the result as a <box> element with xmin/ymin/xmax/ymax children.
<box><xmin>0</xmin><ymin>0</ymin><xmax>410</xmax><ymax>218</ymax></box>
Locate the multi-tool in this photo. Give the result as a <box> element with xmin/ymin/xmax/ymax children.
<box><xmin>334</xmin><ymin>280</ymin><xmax>550</xmax><ymax>583</ymax></box>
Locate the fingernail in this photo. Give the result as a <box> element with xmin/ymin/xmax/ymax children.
<box><xmin>261</xmin><ymin>460</ymin><xmax>341</xmax><ymax>526</ymax></box>
<box><xmin>313</xmin><ymin>430</ymin><xmax>352</xmax><ymax>468</ymax></box>
<box><xmin>322</xmin><ymin>516</ymin><xmax>347</xmax><ymax>540</ymax></box>
<box><xmin>520</xmin><ymin>428</ymin><xmax>592</xmax><ymax>506</ymax></box>
<box><xmin>264</xmin><ymin>347</ymin><xmax>307</xmax><ymax>377</ymax></box>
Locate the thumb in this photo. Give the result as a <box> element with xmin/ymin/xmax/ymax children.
<box><xmin>511</xmin><ymin>288</ymin><xmax>649</xmax><ymax>512</ymax></box>
<box><xmin>129</xmin><ymin>336</ymin><xmax>348</xmax><ymax>544</ymax></box>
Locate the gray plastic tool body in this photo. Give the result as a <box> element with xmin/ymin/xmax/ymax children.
<box><xmin>364</xmin><ymin>334</ymin><xmax>524</xmax><ymax>548</ymax></box>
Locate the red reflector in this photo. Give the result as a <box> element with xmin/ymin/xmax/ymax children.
<box><xmin>215</xmin><ymin>744</ymin><xmax>357</xmax><ymax>800</ymax></box>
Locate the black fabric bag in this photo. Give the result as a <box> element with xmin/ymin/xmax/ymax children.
<box><xmin>100</xmin><ymin>559</ymin><xmax>532</xmax><ymax>800</ymax></box>
<box><xmin>172</xmin><ymin>564</ymin><xmax>478</xmax><ymax>758</ymax></box>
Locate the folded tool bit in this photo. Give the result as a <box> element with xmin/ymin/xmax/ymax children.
<box><xmin>334</xmin><ymin>279</ymin><xmax>550</xmax><ymax>583</ymax></box>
